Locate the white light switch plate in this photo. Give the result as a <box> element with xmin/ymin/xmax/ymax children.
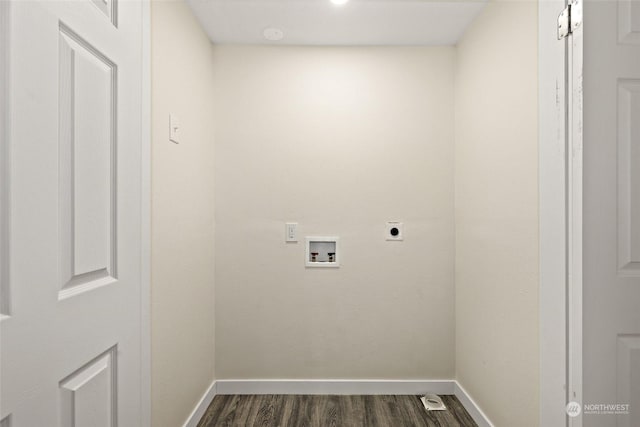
<box><xmin>285</xmin><ymin>223</ymin><xmax>297</xmax><ymax>242</ymax></box>
<box><xmin>169</xmin><ymin>114</ymin><xmax>181</xmax><ymax>144</ymax></box>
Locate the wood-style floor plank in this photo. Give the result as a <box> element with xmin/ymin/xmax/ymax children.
<box><xmin>441</xmin><ymin>395</ymin><xmax>478</xmax><ymax>426</ymax></box>
<box><xmin>197</xmin><ymin>395</ymin><xmax>478</xmax><ymax>427</ymax></box>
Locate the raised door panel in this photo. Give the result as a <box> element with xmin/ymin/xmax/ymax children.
<box><xmin>619</xmin><ymin>0</ymin><xmax>640</xmax><ymax>44</ymax></box>
<box><xmin>90</xmin><ymin>0</ymin><xmax>117</xmax><ymax>26</ymax></box>
<box><xmin>59</xmin><ymin>347</ymin><xmax>116</xmax><ymax>427</ymax></box>
<box><xmin>58</xmin><ymin>24</ymin><xmax>117</xmax><ymax>300</ymax></box>
<box><xmin>617</xmin><ymin>335</ymin><xmax>640</xmax><ymax>427</ymax></box>
<box><xmin>618</xmin><ymin>80</ymin><xmax>640</xmax><ymax>276</ymax></box>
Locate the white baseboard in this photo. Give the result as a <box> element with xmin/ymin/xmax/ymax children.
<box><xmin>183</xmin><ymin>380</ymin><xmax>217</xmax><ymax>427</ymax></box>
<box><xmin>183</xmin><ymin>379</ymin><xmax>492</xmax><ymax>427</ymax></box>
<box><xmin>453</xmin><ymin>381</ymin><xmax>494</xmax><ymax>427</ymax></box>
<box><xmin>215</xmin><ymin>379</ymin><xmax>454</xmax><ymax>395</ymax></box>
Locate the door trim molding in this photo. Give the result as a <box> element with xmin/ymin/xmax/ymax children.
<box><xmin>140</xmin><ymin>0</ymin><xmax>151</xmax><ymax>426</ymax></box>
<box><xmin>539</xmin><ymin>0</ymin><xmax>571</xmax><ymax>425</ymax></box>
<box><xmin>566</xmin><ymin>6</ymin><xmax>584</xmax><ymax>424</ymax></box>
<box><xmin>0</xmin><ymin>0</ymin><xmax>11</xmax><ymax>320</ymax></box>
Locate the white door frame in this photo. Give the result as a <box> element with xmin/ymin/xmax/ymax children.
<box><xmin>0</xmin><ymin>1</ymin><xmax>151</xmax><ymax>424</ymax></box>
<box><xmin>141</xmin><ymin>1</ymin><xmax>152</xmax><ymax>426</ymax></box>
<box><xmin>539</xmin><ymin>0</ymin><xmax>574</xmax><ymax>426</ymax></box>
<box><xmin>566</xmin><ymin>2</ymin><xmax>584</xmax><ymax>424</ymax></box>
<box><xmin>1</xmin><ymin>0</ymin><xmax>11</xmax><ymax>324</ymax></box>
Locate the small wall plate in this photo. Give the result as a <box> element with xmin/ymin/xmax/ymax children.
<box><xmin>263</xmin><ymin>27</ymin><xmax>284</xmax><ymax>41</ymax></box>
<box><xmin>305</xmin><ymin>237</ymin><xmax>340</xmax><ymax>268</ymax></box>
<box><xmin>386</xmin><ymin>222</ymin><xmax>403</xmax><ymax>241</ymax></box>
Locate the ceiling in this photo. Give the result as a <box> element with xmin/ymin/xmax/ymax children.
<box><xmin>187</xmin><ymin>0</ymin><xmax>487</xmax><ymax>46</ymax></box>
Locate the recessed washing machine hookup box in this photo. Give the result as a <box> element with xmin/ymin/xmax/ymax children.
<box><xmin>305</xmin><ymin>237</ymin><xmax>340</xmax><ymax>268</ymax></box>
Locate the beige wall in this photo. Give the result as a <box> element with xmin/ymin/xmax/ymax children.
<box><xmin>149</xmin><ymin>5</ymin><xmax>540</xmax><ymax>423</ymax></box>
<box><xmin>454</xmin><ymin>2</ymin><xmax>539</xmax><ymax>426</ymax></box>
<box><xmin>151</xmin><ymin>1</ymin><xmax>216</xmax><ymax>426</ymax></box>
<box><xmin>213</xmin><ymin>46</ymin><xmax>456</xmax><ymax>379</ymax></box>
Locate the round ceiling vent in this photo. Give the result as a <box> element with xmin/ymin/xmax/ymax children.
<box><xmin>263</xmin><ymin>27</ymin><xmax>284</xmax><ymax>41</ymax></box>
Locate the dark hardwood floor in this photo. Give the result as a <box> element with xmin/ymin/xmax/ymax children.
<box><xmin>197</xmin><ymin>395</ymin><xmax>478</xmax><ymax>427</ymax></box>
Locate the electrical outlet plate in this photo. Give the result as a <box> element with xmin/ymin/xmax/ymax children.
<box><xmin>386</xmin><ymin>222</ymin><xmax>403</xmax><ymax>241</ymax></box>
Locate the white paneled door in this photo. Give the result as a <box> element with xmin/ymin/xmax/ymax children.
<box><xmin>1</xmin><ymin>1</ymin><xmax>146</xmax><ymax>426</ymax></box>
<box><xmin>580</xmin><ymin>0</ymin><xmax>640</xmax><ymax>426</ymax></box>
